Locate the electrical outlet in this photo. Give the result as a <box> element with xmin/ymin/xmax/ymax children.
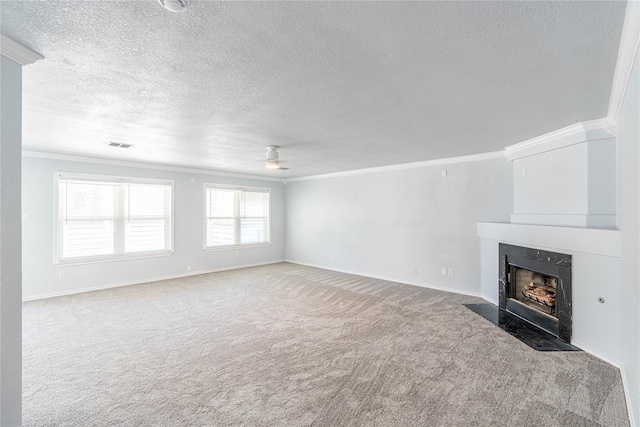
<box><xmin>521</xmin><ymin>168</ymin><xmax>526</xmax><ymax>178</ymax></box>
<box><xmin>448</xmin><ymin>268</ymin><xmax>454</xmax><ymax>276</ymax></box>
<box><xmin>329</xmin><ymin>253</ymin><xmax>334</xmax><ymax>260</ymax></box>
<box><xmin>186</xmin><ymin>265</ymin><xmax>191</xmax><ymax>272</ymax></box>
<box><xmin>413</xmin><ymin>268</ymin><xmax>418</xmax><ymax>275</ymax></box>
<box><xmin>58</xmin><ymin>271</ymin><xmax>65</xmax><ymax>279</ymax></box>
<box><xmin>441</xmin><ymin>169</ymin><xmax>447</xmax><ymax>178</ymax></box>
<box><xmin>441</xmin><ymin>267</ymin><xmax>447</xmax><ymax>276</ymax></box>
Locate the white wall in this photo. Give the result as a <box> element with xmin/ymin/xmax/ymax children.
<box><xmin>511</xmin><ymin>137</ymin><xmax>616</xmax><ymax>228</ymax></box>
<box><xmin>22</xmin><ymin>155</ymin><xmax>286</xmax><ymax>299</ymax></box>
<box><xmin>514</xmin><ymin>143</ymin><xmax>589</xmax><ymax>215</ymax></box>
<box><xmin>285</xmin><ymin>157</ymin><xmax>513</xmax><ymax>296</ymax></box>
<box><xmin>616</xmin><ymin>49</ymin><xmax>639</xmax><ymax>425</ymax></box>
<box><xmin>1</xmin><ymin>55</ymin><xmax>23</xmax><ymax>426</ymax></box>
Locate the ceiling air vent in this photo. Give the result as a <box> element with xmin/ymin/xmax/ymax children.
<box><xmin>158</xmin><ymin>0</ymin><xmax>190</xmax><ymax>13</ymax></box>
<box><xmin>108</xmin><ymin>142</ymin><xmax>133</xmax><ymax>149</ymax></box>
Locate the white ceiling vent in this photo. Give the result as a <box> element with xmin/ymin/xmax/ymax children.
<box><xmin>158</xmin><ymin>0</ymin><xmax>190</xmax><ymax>13</ymax></box>
<box><xmin>108</xmin><ymin>142</ymin><xmax>133</xmax><ymax>149</ymax></box>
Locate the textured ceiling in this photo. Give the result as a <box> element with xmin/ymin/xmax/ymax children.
<box><xmin>1</xmin><ymin>1</ymin><xmax>627</xmax><ymax>178</ymax></box>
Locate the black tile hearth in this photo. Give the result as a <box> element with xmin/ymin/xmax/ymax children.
<box><xmin>464</xmin><ymin>303</ymin><xmax>580</xmax><ymax>352</ymax></box>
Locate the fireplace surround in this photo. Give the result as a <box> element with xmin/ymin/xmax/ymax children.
<box><xmin>499</xmin><ymin>243</ymin><xmax>572</xmax><ymax>342</ymax></box>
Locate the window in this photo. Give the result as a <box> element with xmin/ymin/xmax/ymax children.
<box><xmin>205</xmin><ymin>185</ymin><xmax>270</xmax><ymax>248</ymax></box>
<box><xmin>56</xmin><ymin>173</ymin><xmax>173</xmax><ymax>263</ymax></box>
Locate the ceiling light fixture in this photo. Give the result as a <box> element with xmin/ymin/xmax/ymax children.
<box><xmin>266</xmin><ymin>160</ymin><xmax>280</xmax><ymax>170</ymax></box>
<box><xmin>158</xmin><ymin>0</ymin><xmax>190</xmax><ymax>13</ymax></box>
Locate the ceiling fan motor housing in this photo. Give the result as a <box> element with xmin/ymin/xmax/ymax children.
<box><xmin>266</xmin><ymin>146</ymin><xmax>279</xmax><ymax>161</ymax></box>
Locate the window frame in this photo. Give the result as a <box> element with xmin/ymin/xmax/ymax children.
<box><xmin>54</xmin><ymin>172</ymin><xmax>175</xmax><ymax>265</ymax></box>
<box><xmin>203</xmin><ymin>183</ymin><xmax>271</xmax><ymax>251</ymax></box>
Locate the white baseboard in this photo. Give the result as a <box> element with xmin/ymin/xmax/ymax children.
<box><xmin>569</xmin><ymin>338</ymin><xmax>622</xmax><ymax>369</ymax></box>
<box><xmin>22</xmin><ymin>260</ymin><xmax>286</xmax><ymax>301</ymax></box>
<box><xmin>285</xmin><ymin>259</ymin><xmax>482</xmax><ymax>298</ymax></box>
<box><xmin>618</xmin><ymin>364</ymin><xmax>637</xmax><ymax>427</ymax></box>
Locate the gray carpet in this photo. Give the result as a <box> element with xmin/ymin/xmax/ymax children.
<box><xmin>23</xmin><ymin>263</ymin><xmax>629</xmax><ymax>426</ymax></box>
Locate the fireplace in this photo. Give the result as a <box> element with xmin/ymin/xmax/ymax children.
<box><xmin>499</xmin><ymin>243</ymin><xmax>572</xmax><ymax>342</ymax></box>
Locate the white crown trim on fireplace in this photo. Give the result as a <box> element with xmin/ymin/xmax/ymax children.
<box><xmin>504</xmin><ymin>119</ymin><xmax>617</xmax><ymax>161</ymax></box>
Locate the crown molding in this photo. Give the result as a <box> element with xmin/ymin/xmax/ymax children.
<box><xmin>607</xmin><ymin>0</ymin><xmax>640</xmax><ymax>124</ymax></box>
<box><xmin>0</xmin><ymin>34</ymin><xmax>43</xmax><ymax>66</ymax></box>
<box><xmin>22</xmin><ymin>150</ymin><xmax>286</xmax><ymax>183</ymax></box>
<box><xmin>504</xmin><ymin>118</ymin><xmax>617</xmax><ymax>160</ymax></box>
<box><xmin>285</xmin><ymin>150</ymin><xmax>506</xmax><ymax>183</ymax></box>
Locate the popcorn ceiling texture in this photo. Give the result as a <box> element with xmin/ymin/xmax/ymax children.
<box><xmin>1</xmin><ymin>1</ymin><xmax>626</xmax><ymax>177</ymax></box>
<box><xmin>22</xmin><ymin>263</ymin><xmax>629</xmax><ymax>426</ymax></box>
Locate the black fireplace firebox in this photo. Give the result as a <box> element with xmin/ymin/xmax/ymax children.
<box><xmin>499</xmin><ymin>243</ymin><xmax>572</xmax><ymax>343</ymax></box>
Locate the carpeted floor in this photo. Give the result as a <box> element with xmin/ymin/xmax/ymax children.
<box><xmin>23</xmin><ymin>263</ymin><xmax>629</xmax><ymax>426</ymax></box>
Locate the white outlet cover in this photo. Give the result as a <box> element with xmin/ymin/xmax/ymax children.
<box><xmin>448</xmin><ymin>268</ymin><xmax>454</xmax><ymax>276</ymax></box>
<box><xmin>521</xmin><ymin>168</ymin><xmax>526</xmax><ymax>177</ymax></box>
<box><xmin>441</xmin><ymin>169</ymin><xmax>447</xmax><ymax>178</ymax></box>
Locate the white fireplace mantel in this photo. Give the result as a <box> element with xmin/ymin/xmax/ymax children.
<box><xmin>477</xmin><ymin>222</ymin><xmax>620</xmax><ymax>258</ymax></box>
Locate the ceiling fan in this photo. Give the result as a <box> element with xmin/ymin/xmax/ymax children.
<box><xmin>265</xmin><ymin>146</ymin><xmax>289</xmax><ymax>171</ymax></box>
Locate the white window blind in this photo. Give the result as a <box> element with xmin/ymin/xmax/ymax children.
<box><xmin>205</xmin><ymin>185</ymin><xmax>270</xmax><ymax>248</ymax></box>
<box><xmin>57</xmin><ymin>174</ymin><xmax>173</xmax><ymax>263</ymax></box>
